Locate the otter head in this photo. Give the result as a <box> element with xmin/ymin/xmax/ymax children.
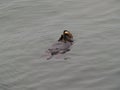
<box><xmin>63</xmin><ymin>30</ymin><xmax>73</xmax><ymax>42</ymax></box>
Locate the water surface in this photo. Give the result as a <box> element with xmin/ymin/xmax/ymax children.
<box><xmin>0</xmin><ymin>0</ymin><xmax>120</xmax><ymax>90</ymax></box>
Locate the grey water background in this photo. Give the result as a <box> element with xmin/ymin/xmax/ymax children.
<box><xmin>0</xmin><ymin>0</ymin><xmax>120</xmax><ymax>90</ymax></box>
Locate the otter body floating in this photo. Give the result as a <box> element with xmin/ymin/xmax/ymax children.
<box><xmin>42</xmin><ymin>30</ymin><xmax>74</xmax><ymax>60</ymax></box>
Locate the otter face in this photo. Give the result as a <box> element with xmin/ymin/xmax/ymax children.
<box><xmin>63</xmin><ymin>30</ymin><xmax>73</xmax><ymax>42</ymax></box>
<box><xmin>64</xmin><ymin>30</ymin><xmax>73</xmax><ymax>38</ymax></box>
